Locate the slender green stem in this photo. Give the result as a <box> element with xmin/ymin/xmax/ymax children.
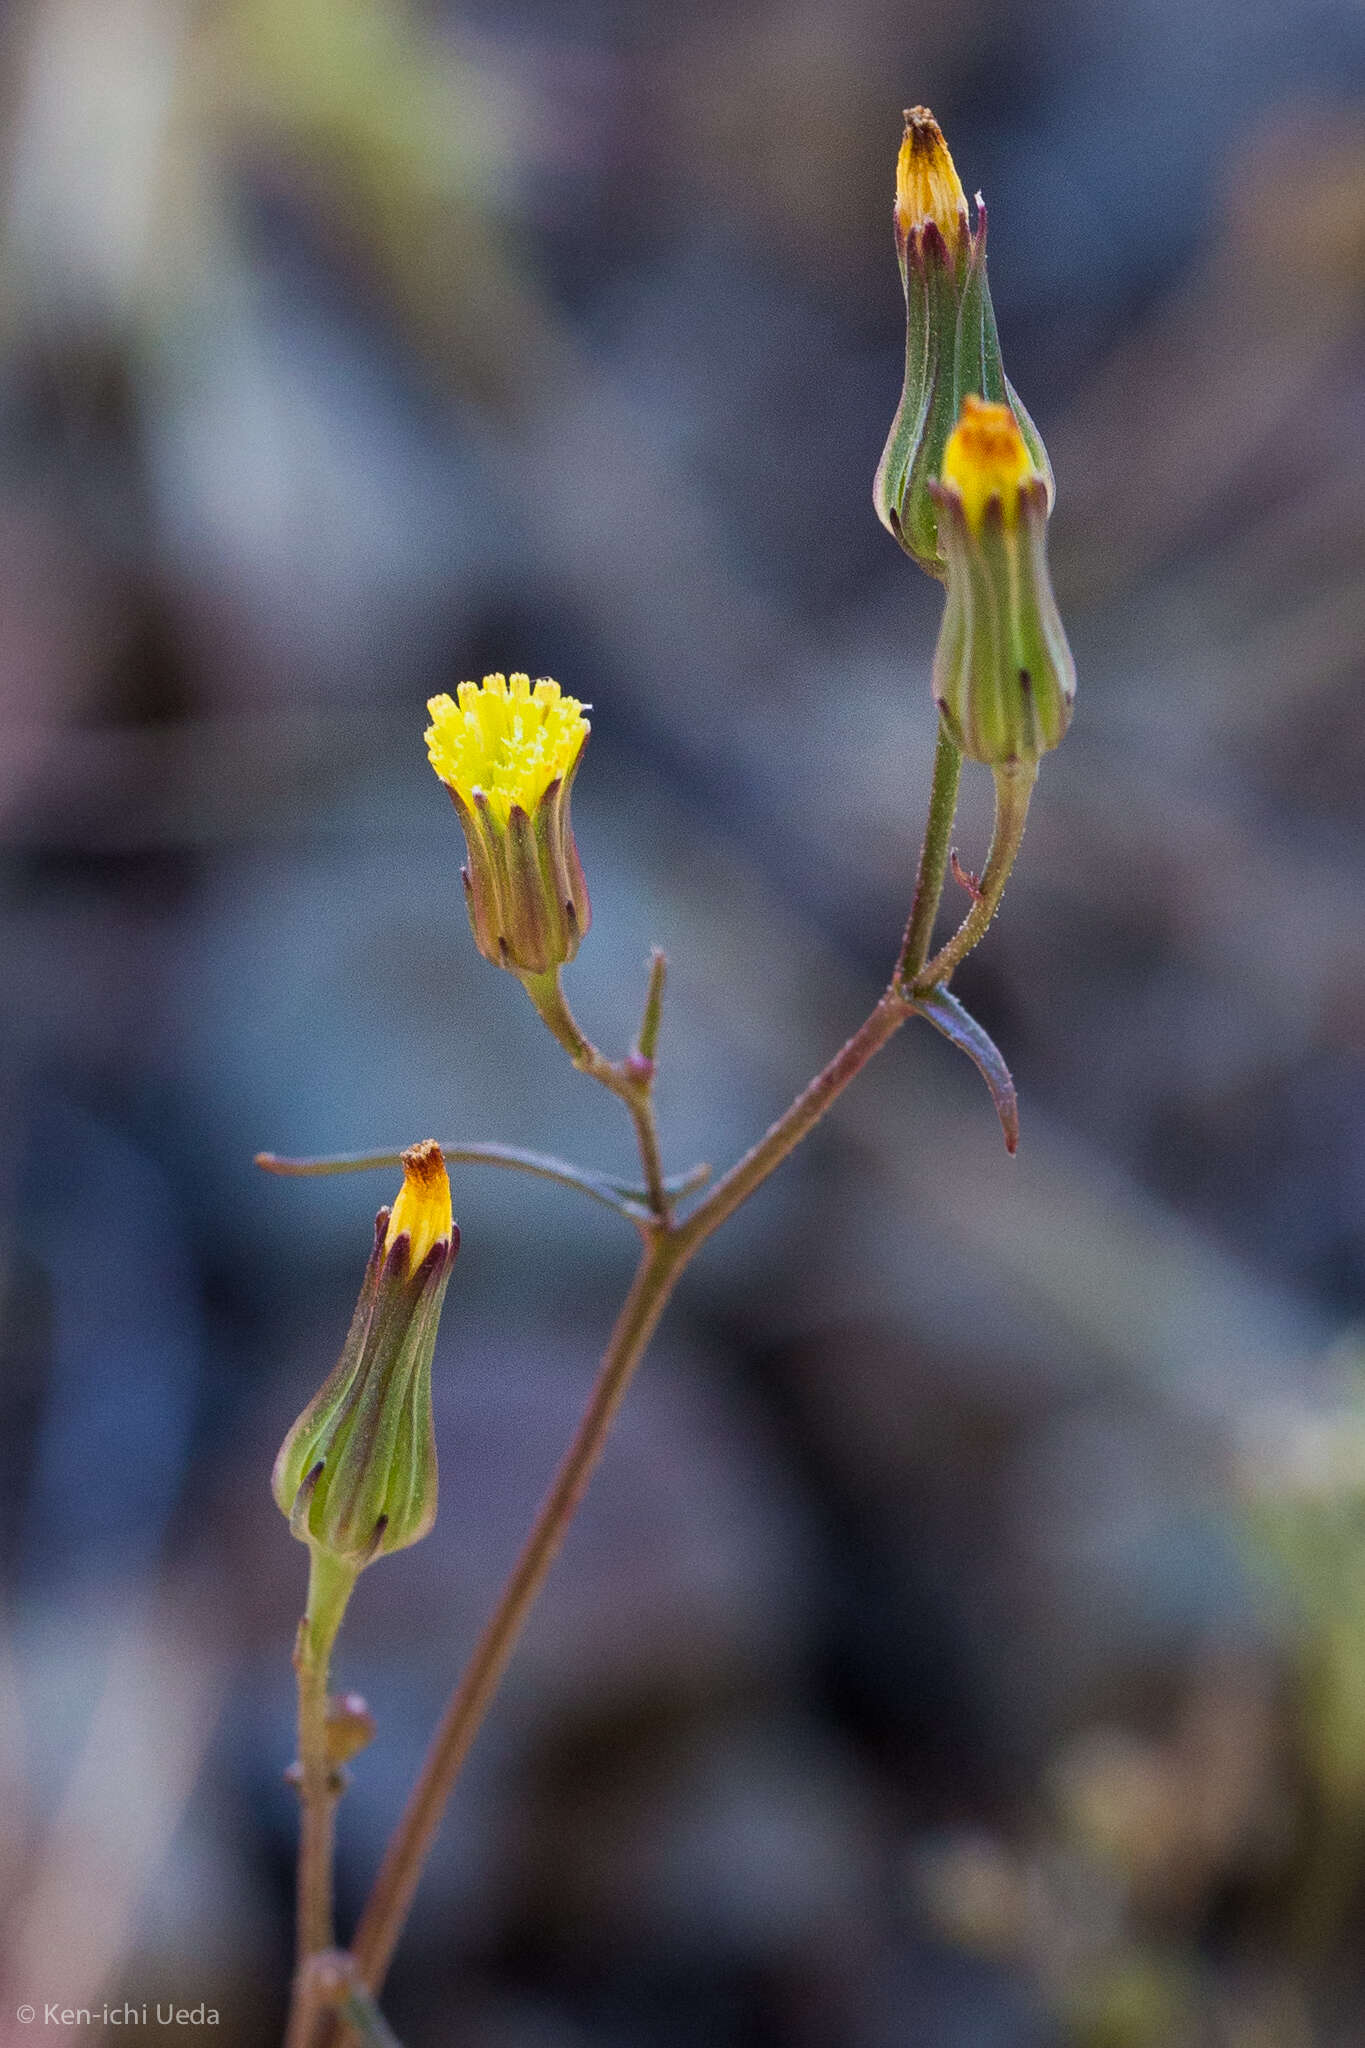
<box><xmin>348</xmin><ymin>979</ymin><xmax>915</xmax><ymax>2011</ymax></box>
<box><xmin>912</xmin><ymin>761</ymin><xmax>1037</xmax><ymax>992</ymax></box>
<box><xmin>349</xmin><ymin>1230</ymin><xmax>688</xmax><ymax>2001</ymax></box>
<box><xmin>286</xmin><ymin>1551</ymin><xmax>358</xmax><ymax>2048</ymax></box>
<box><xmin>897</xmin><ymin>725</ymin><xmax>963</xmax><ymax>982</ymax></box>
<box><xmin>519</xmin><ymin>967</ymin><xmax>599</xmax><ymax>1068</ymax></box>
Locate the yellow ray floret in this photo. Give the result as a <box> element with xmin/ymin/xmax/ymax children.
<box><xmin>425</xmin><ymin>673</ymin><xmax>589</xmax><ymax>828</ymax></box>
<box><xmin>896</xmin><ymin>107</ymin><xmax>969</xmax><ymax>253</ymax></box>
<box><xmin>384</xmin><ymin>1139</ymin><xmax>452</xmax><ymax>1275</ymax></box>
<box><xmin>941</xmin><ymin>396</ymin><xmax>1037</xmax><ymax>533</ymax></box>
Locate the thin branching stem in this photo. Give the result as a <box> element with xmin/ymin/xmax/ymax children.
<box><xmin>346</xmin><ymin>981</ymin><xmax>915</xmax><ymax>2011</ymax></box>
<box><xmin>521</xmin><ymin>968</ymin><xmax>672</xmax><ymax>1224</ymax></box>
<box><xmin>324</xmin><ymin>769</ymin><xmax>1038</xmax><ymax>2032</ymax></box>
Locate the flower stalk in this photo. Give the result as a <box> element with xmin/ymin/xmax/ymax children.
<box><xmin>897</xmin><ymin>723</ymin><xmax>964</xmax><ymax>981</ymax></box>
<box><xmin>278</xmin><ymin>1144</ymin><xmax>458</xmax><ymax>2048</ymax></box>
<box><xmin>913</xmin><ymin>761</ymin><xmax>1037</xmax><ymax>992</ymax></box>
<box><xmin>521</xmin><ymin>965</ymin><xmax>672</xmax><ymax>1227</ymax></box>
<box><xmin>291</xmin><ymin>1550</ymin><xmax>358</xmax><ymax>1975</ymax></box>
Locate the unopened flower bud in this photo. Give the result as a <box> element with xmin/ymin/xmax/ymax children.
<box><xmin>426</xmin><ymin>673</ymin><xmax>590</xmax><ymax>976</ymax></box>
<box><xmin>875</xmin><ymin>108</ymin><xmax>1053</xmax><ymax>576</ymax></box>
<box><xmin>929</xmin><ymin>397</ymin><xmax>1074</xmax><ymax>766</ymax></box>
<box><xmin>895</xmin><ymin>103</ymin><xmax>970</xmax><ymax>265</ymax></box>
<box><xmin>273</xmin><ymin>1141</ymin><xmax>457</xmax><ymax>1570</ymax></box>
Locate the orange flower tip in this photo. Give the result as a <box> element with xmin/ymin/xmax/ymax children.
<box><xmin>940</xmin><ymin>395</ymin><xmax>1040</xmax><ymax>533</ymax></box>
<box><xmin>384</xmin><ymin>1140</ymin><xmax>454</xmax><ymax>1276</ymax></box>
<box><xmin>896</xmin><ymin>106</ymin><xmax>969</xmax><ymax>254</ymax></box>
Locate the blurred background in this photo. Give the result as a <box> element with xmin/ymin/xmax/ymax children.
<box><xmin>0</xmin><ymin>0</ymin><xmax>1362</xmax><ymax>2041</ymax></box>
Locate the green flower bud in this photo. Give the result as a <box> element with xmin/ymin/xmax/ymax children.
<box><xmin>874</xmin><ymin>108</ymin><xmax>1054</xmax><ymax>578</ymax></box>
<box><xmin>929</xmin><ymin>397</ymin><xmax>1075</xmax><ymax>766</ymax></box>
<box><xmin>273</xmin><ymin>1141</ymin><xmax>457</xmax><ymax>1570</ymax></box>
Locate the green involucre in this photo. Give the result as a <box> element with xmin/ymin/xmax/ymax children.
<box><xmin>273</xmin><ymin>1217</ymin><xmax>457</xmax><ymax>1568</ymax></box>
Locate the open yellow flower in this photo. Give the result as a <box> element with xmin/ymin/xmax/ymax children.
<box><xmin>425</xmin><ymin>673</ymin><xmax>588</xmax><ymax>828</ymax></box>
<box><xmin>426</xmin><ymin>674</ymin><xmax>591</xmax><ymax>976</ymax></box>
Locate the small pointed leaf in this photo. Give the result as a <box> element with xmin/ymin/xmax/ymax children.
<box><xmin>912</xmin><ymin>986</ymin><xmax>1019</xmax><ymax>1153</ymax></box>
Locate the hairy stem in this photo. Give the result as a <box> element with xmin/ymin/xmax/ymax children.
<box><xmin>912</xmin><ymin>761</ymin><xmax>1036</xmax><ymax>992</ymax></box>
<box><xmin>286</xmin><ymin>1551</ymin><xmax>357</xmax><ymax>2048</ymax></box>
<box><xmin>897</xmin><ymin>725</ymin><xmax>963</xmax><ymax>982</ymax></box>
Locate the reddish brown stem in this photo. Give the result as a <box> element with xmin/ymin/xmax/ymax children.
<box><xmin>347</xmin><ymin>985</ymin><xmax>913</xmax><ymax>2008</ymax></box>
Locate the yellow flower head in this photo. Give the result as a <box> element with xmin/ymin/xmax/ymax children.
<box><xmin>384</xmin><ymin>1139</ymin><xmax>453</xmax><ymax>1276</ymax></box>
<box><xmin>941</xmin><ymin>396</ymin><xmax>1038</xmax><ymax>534</ymax></box>
<box><xmin>895</xmin><ymin>107</ymin><xmax>969</xmax><ymax>255</ymax></box>
<box><xmin>425</xmin><ymin>674</ymin><xmax>589</xmax><ymax>829</ymax></box>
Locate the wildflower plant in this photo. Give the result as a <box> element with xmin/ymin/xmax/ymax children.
<box><xmin>260</xmin><ymin>105</ymin><xmax>1074</xmax><ymax>2048</ymax></box>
